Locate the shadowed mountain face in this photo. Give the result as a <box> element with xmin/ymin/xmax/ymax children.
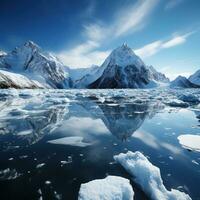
<box><xmin>89</xmin><ymin>64</ymin><xmax>151</xmax><ymax>89</ymax></box>
<box><xmin>0</xmin><ymin>41</ymin><xmax>69</xmax><ymax>89</ymax></box>
<box><xmin>88</xmin><ymin>44</ymin><xmax>169</xmax><ymax>89</ymax></box>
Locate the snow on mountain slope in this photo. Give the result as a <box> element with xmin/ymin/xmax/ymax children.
<box><xmin>0</xmin><ymin>41</ymin><xmax>69</xmax><ymax>88</ymax></box>
<box><xmin>72</xmin><ymin>65</ymin><xmax>106</xmax><ymax>88</ymax></box>
<box><xmin>0</xmin><ymin>69</ymin><xmax>44</xmax><ymax>89</ymax></box>
<box><xmin>188</xmin><ymin>69</ymin><xmax>200</xmax><ymax>86</ymax></box>
<box><xmin>0</xmin><ymin>50</ymin><xmax>7</xmax><ymax>57</ymax></box>
<box><xmin>170</xmin><ymin>75</ymin><xmax>199</xmax><ymax>88</ymax></box>
<box><xmin>88</xmin><ymin>44</ymin><xmax>169</xmax><ymax>89</ymax></box>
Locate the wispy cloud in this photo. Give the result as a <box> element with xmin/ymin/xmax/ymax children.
<box><xmin>57</xmin><ymin>0</ymin><xmax>159</xmax><ymax>68</ymax></box>
<box><xmin>114</xmin><ymin>0</ymin><xmax>158</xmax><ymax>37</ymax></box>
<box><xmin>135</xmin><ymin>32</ymin><xmax>194</xmax><ymax>58</ymax></box>
<box><xmin>84</xmin><ymin>0</ymin><xmax>159</xmax><ymax>41</ymax></box>
<box><xmin>57</xmin><ymin>41</ymin><xmax>110</xmax><ymax>67</ymax></box>
<box><xmin>165</xmin><ymin>0</ymin><xmax>185</xmax><ymax>10</ymax></box>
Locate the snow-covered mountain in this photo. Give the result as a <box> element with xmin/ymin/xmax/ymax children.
<box><xmin>170</xmin><ymin>76</ymin><xmax>198</xmax><ymax>88</ymax></box>
<box><xmin>0</xmin><ymin>42</ymin><xmax>170</xmax><ymax>89</ymax></box>
<box><xmin>0</xmin><ymin>70</ymin><xmax>44</xmax><ymax>89</ymax></box>
<box><xmin>188</xmin><ymin>69</ymin><xmax>200</xmax><ymax>87</ymax></box>
<box><xmin>85</xmin><ymin>44</ymin><xmax>169</xmax><ymax>89</ymax></box>
<box><xmin>0</xmin><ymin>41</ymin><xmax>69</xmax><ymax>88</ymax></box>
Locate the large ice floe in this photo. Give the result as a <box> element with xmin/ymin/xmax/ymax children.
<box><xmin>114</xmin><ymin>151</ymin><xmax>191</xmax><ymax>200</ymax></box>
<box><xmin>78</xmin><ymin>175</ymin><xmax>134</xmax><ymax>200</ymax></box>
<box><xmin>47</xmin><ymin>136</ymin><xmax>92</xmax><ymax>147</ymax></box>
<box><xmin>178</xmin><ymin>134</ymin><xmax>200</xmax><ymax>152</ymax></box>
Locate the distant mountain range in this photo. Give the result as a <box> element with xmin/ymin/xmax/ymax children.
<box><xmin>0</xmin><ymin>41</ymin><xmax>198</xmax><ymax>89</ymax></box>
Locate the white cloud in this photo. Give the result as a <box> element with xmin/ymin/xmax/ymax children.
<box><xmin>57</xmin><ymin>41</ymin><xmax>110</xmax><ymax>68</ymax></box>
<box><xmin>56</xmin><ymin>0</ymin><xmax>159</xmax><ymax>68</ymax></box>
<box><xmin>115</xmin><ymin>0</ymin><xmax>159</xmax><ymax>37</ymax></box>
<box><xmin>84</xmin><ymin>0</ymin><xmax>159</xmax><ymax>41</ymax></box>
<box><xmin>165</xmin><ymin>0</ymin><xmax>185</xmax><ymax>10</ymax></box>
<box><xmin>134</xmin><ymin>32</ymin><xmax>194</xmax><ymax>58</ymax></box>
<box><xmin>135</xmin><ymin>40</ymin><xmax>162</xmax><ymax>58</ymax></box>
<box><xmin>162</xmin><ymin>36</ymin><xmax>186</xmax><ymax>48</ymax></box>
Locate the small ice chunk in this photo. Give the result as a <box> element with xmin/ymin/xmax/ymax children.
<box><xmin>178</xmin><ymin>134</ymin><xmax>200</xmax><ymax>152</ymax></box>
<box><xmin>45</xmin><ymin>180</ymin><xmax>51</xmax><ymax>185</ymax></box>
<box><xmin>192</xmin><ymin>160</ymin><xmax>199</xmax><ymax>165</ymax></box>
<box><xmin>78</xmin><ymin>175</ymin><xmax>134</xmax><ymax>200</ymax></box>
<box><xmin>114</xmin><ymin>151</ymin><xmax>191</xmax><ymax>200</ymax></box>
<box><xmin>60</xmin><ymin>161</ymin><xmax>67</xmax><ymax>164</ymax></box>
<box><xmin>36</xmin><ymin>163</ymin><xmax>46</xmax><ymax>169</ymax></box>
<box><xmin>47</xmin><ymin>136</ymin><xmax>92</xmax><ymax>147</ymax></box>
<box><xmin>17</xmin><ymin>129</ymin><xmax>33</xmax><ymax>136</ymax></box>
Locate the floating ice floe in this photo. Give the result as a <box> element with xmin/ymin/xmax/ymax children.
<box><xmin>178</xmin><ymin>134</ymin><xmax>200</xmax><ymax>152</ymax></box>
<box><xmin>166</xmin><ymin>99</ymin><xmax>189</xmax><ymax>108</ymax></box>
<box><xmin>78</xmin><ymin>175</ymin><xmax>134</xmax><ymax>200</ymax></box>
<box><xmin>36</xmin><ymin>163</ymin><xmax>46</xmax><ymax>169</ymax></box>
<box><xmin>178</xmin><ymin>94</ymin><xmax>199</xmax><ymax>103</ymax></box>
<box><xmin>114</xmin><ymin>151</ymin><xmax>191</xmax><ymax>200</ymax></box>
<box><xmin>47</xmin><ymin>136</ymin><xmax>92</xmax><ymax>147</ymax></box>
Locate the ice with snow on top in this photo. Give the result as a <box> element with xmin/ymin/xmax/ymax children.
<box><xmin>178</xmin><ymin>134</ymin><xmax>200</xmax><ymax>152</ymax></box>
<box><xmin>78</xmin><ymin>175</ymin><xmax>134</xmax><ymax>200</ymax></box>
<box><xmin>114</xmin><ymin>151</ymin><xmax>191</xmax><ymax>200</ymax></box>
<box><xmin>47</xmin><ymin>136</ymin><xmax>92</xmax><ymax>147</ymax></box>
<box><xmin>178</xmin><ymin>93</ymin><xmax>199</xmax><ymax>103</ymax></box>
<box><xmin>166</xmin><ymin>99</ymin><xmax>189</xmax><ymax>108</ymax></box>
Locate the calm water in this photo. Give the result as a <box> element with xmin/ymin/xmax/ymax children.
<box><xmin>0</xmin><ymin>89</ymin><xmax>200</xmax><ymax>200</ymax></box>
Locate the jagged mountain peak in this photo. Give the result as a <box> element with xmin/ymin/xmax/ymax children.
<box><xmin>24</xmin><ymin>40</ymin><xmax>39</xmax><ymax>49</ymax></box>
<box><xmin>103</xmin><ymin>44</ymin><xmax>144</xmax><ymax>68</ymax></box>
<box><xmin>0</xmin><ymin>41</ymin><xmax>69</xmax><ymax>88</ymax></box>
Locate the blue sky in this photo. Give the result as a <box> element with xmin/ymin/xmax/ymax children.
<box><xmin>0</xmin><ymin>0</ymin><xmax>200</xmax><ymax>79</ymax></box>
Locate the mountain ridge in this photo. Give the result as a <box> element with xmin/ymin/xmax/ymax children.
<box><xmin>0</xmin><ymin>41</ymin><xmax>177</xmax><ymax>89</ymax></box>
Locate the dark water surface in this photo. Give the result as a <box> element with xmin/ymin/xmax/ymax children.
<box><xmin>0</xmin><ymin>89</ymin><xmax>200</xmax><ymax>200</ymax></box>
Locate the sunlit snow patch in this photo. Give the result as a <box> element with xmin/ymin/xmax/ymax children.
<box><xmin>114</xmin><ymin>151</ymin><xmax>191</xmax><ymax>200</ymax></box>
<box><xmin>47</xmin><ymin>136</ymin><xmax>92</xmax><ymax>147</ymax></box>
<box><xmin>178</xmin><ymin>134</ymin><xmax>200</xmax><ymax>152</ymax></box>
<box><xmin>78</xmin><ymin>175</ymin><xmax>134</xmax><ymax>200</ymax></box>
